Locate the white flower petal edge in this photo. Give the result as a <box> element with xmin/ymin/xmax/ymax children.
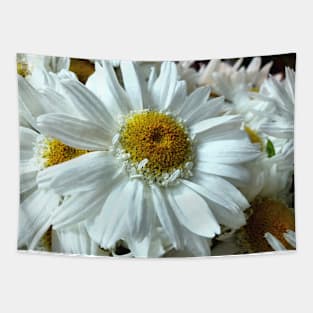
<box><xmin>37</xmin><ymin>151</ymin><xmax>119</xmax><ymax>195</ymax></box>
<box><xmin>52</xmin><ymin>223</ymin><xmax>108</xmax><ymax>256</ymax></box>
<box><xmin>86</xmin><ymin>62</ymin><xmax>131</xmax><ymax>116</ymax></box>
<box><xmin>283</xmin><ymin>230</ymin><xmax>296</xmax><ymax>248</ymax></box>
<box><xmin>167</xmin><ymin>184</ymin><xmax>220</xmax><ymax>237</ymax></box>
<box><xmin>264</xmin><ymin>232</ymin><xmax>287</xmax><ymax>251</ymax></box>
<box><xmin>18</xmin><ymin>189</ymin><xmax>59</xmax><ymax>249</ymax></box>
<box><xmin>37</xmin><ymin>113</ymin><xmax>112</xmax><ymax>150</ymax></box>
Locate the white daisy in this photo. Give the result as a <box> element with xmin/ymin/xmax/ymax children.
<box><xmin>234</xmin><ymin>69</ymin><xmax>295</xmax><ymax>204</ymax></box>
<box><xmin>35</xmin><ymin>61</ymin><xmax>261</xmax><ymax>256</ymax></box>
<box><xmin>212</xmin><ymin>198</ymin><xmax>296</xmax><ymax>255</ymax></box>
<box><xmin>178</xmin><ymin>57</ymin><xmax>272</xmax><ymax>102</ymax></box>
<box><xmin>219</xmin><ymin>67</ymin><xmax>294</xmax><ymax>205</ymax></box>
<box><xmin>256</xmin><ymin>67</ymin><xmax>295</xmax><ymax>140</ymax></box>
<box><xmin>18</xmin><ymin>75</ymin><xmax>93</xmax><ymax>250</ymax></box>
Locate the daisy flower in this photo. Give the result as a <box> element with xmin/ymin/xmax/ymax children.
<box><xmin>219</xmin><ymin>68</ymin><xmax>295</xmax><ymax>206</ymax></box>
<box><xmin>34</xmin><ymin>60</ymin><xmax>261</xmax><ymax>256</ymax></box>
<box><xmin>178</xmin><ymin>57</ymin><xmax>273</xmax><ymax>102</ymax></box>
<box><xmin>257</xmin><ymin>67</ymin><xmax>295</xmax><ymax>141</ymax></box>
<box><xmin>212</xmin><ymin>198</ymin><xmax>295</xmax><ymax>255</ymax></box>
<box><xmin>18</xmin><ymin>74</ymin><xmax>94</xmax><ymax>250</ymax></box>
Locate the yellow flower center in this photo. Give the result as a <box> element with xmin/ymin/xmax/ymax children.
<box><xmin>119</xmin><ymin>111</ymin><xmax>192</xmax><ymax>183</ymax></box>
<box><xmin>242</xmin><ymin>199</ymin><xmax>295</xmax><ymax>252</ymax></box>
<box><xmin>42</xmin><ymin>138</ymin><xmax>89</xmax><ymax>167</ymax></box>
<box><xmin>17</xmin><ymin>62</ymin><xmax>30</xmax><ymax>77</ymax></box>
<box><xmin>249</xmin><ymin>87</ymin><xmax>260</xmax><ymax>93</ymax></box>
<box><xmin>244</xmin><ymin>126</ymin><xmax>263</xmax><ymax>150</ymax></box>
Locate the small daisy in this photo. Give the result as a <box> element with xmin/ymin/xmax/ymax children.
<box><xmin>220</xmin><ymin>68</ymin><xmax>294</xmax><ymax>205</ymax></box>
<box><xmin>212</xmin><ymin>198</ymin><xmax>295</xmax><ymax>255</ymax></box>
<box><xmin>256</xmin><ymin>67</ymin><xmax>295</xmax><ymax>141</ymax></box>
<box><xmin>18</xmin><ymin>75</ymin><xmax>93</xmax><ymax>249</ymax></box>
<box><xmin>36</xmin><ymin>61</ymin><xmax>260</xmax><ymax>255</ymax></box>
<box><xmin>178</xmin><ymin>57</ymin><xmax>273</xmax><ymax>101</ymax></box>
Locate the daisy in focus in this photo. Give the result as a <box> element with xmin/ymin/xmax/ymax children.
<box><xmin>34</xmin><ymin>61</ymin><xmax>261</xmax><ymax>256</ymax></box>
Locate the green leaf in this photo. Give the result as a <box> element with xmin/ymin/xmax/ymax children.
<box><xmin>266</xmin><ymin>139</ymin><xmax>276</xmax><ymax>158</ymax></box>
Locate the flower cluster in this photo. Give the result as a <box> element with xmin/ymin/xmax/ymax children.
<box><xmin>17</xmin><ymin>54</ymin><xmax>295</xmax><ymax>257</ymax></box>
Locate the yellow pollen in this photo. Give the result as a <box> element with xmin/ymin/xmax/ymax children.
<box><xmin>243</xmin><ymin>199</ymin><xmax>295</xmax><ymax>252</ymax></box>
<box><xmin>249</xmin><ymin>87</ymin><xmax>260</xmax><ymax>93</ymax></box>
<box><xmin>244</xmin><ymin>126</ymin><xmax>263</xmax><ymax>150</ymax></box>
<box><xmin>119</xmin><ymin>111</ymin><xmax>192</xmax><ymax>175</ymax></box>
<box><xmin>42</xmin><ymin>138</ymin><xmax>89</xmax><ymax>167</ymax></box>
<box><xmin>17</xmin><ymin>62</ymin><xmax>30</xmax><ymax>77</ymax></box>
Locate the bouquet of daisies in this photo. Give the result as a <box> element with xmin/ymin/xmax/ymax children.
<box><xmin>17</xmin><ymin>53</ymin><xmax>295</xmax><ymax>257</ymax></box>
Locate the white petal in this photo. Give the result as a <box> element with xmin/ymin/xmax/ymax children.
<box><xmin>283</xmin><ymin>230</ymin><xmax>296</xmax><ymax>248</ymax></box>
<box><xmin>180</xmin><ymin>227</ymin><xmax>211</xmax><ymax>256</ymax></box>
<box><xmin>26</xmin><ymin>67</ymin><xmax>58</xmax><ymax>90</ymax></box>
<box><xmin>86</xmin><ymin>62</ymin><xmax>131</xmax><ymax>117</ymax></box>
<box><xmin>147</xmin><ymin>66</ymin><xmax>157</xmax><ymax>91</ymax></box>
<box><xmin>194</xmin><ymin>174</ymin><xmax>249</xmax><ymax>210</ymax></box>
<box><xmin>195</xmin><ymin>162</ymin><xmax>250</xmax><ymax>184</ymax></box>
<box><xmin>18</xmin><ymin>189</ymin><xmax>59</xmax><ymax>249</ymax></box>
<box><xmin>37</xmin><ymin>113</ymin><xmax>111</xmax><ymax>150</ymax></box>
<box><xmin>18</xmin><ymin>76</ymin><xmax>51</xmax><ymax>118</ymax></box>
<box><xmin>285</xmin><ymin>68</ymin><xmax>295</xmax><ymax>101</ymax></box>
<box><xmin>166</xmin><ymin>80</ymin><xmax>187</xmax><ymax>113</ymax></box>
<box><xmin>120</xmin><ymin>61</ymin><xmax>150</xmax><ymax>110</ymax></box>
<box><xmin>260</xmin><ymin>120</ymin><xmax>294</xmax><ymax>139</ymax></box>
<box><xmin>255</xmin><ymin>61</ymin><xmax>272</xmax><ymax>86</ymax></box>
<box><xmin>264</xmin><ymin>232</ymin><xmax>286</xmax><ymax>251</ymax></box>
<box><xmin>52</xmin><ymin>188</ymin><xmax>108</xmax><ymax>229</ymax></box>
<box><xmin>179</xmin><ymin>86</ymin><xmax>210</xmax><ymax>119</ymax></box>
<box><xmin>60</xmin><ymin>79</ymin><xmax>117</xmax><ymax>132</ymax></box>
<box><xmin>20</xmin><ymin>171</ymin><xmax>37</xmax><ymax>193</ymax></box>
<box><xmin>247</xmin><ymin>57</ymin><xmax>261</xmax><ymax>72</ymax></box>
<box><xmin>126</xmin><ymin>180</ymin><xmax>151</xmax><ymax>241</ymax></box>
<box><xmin>197</xmin><ymin>139</ymin><xmax>260</xmax><ymax>164</ymax></box>
<box><xmin>51</xmin><ymin>57</ymin><xmax>70</xmax><ymax>72</ymax></box>
<box><xmin>190</xmin><ymin>115</ymin><xmax>242</xmax><ymax>137</ymax></box>
<box><xmin>186</xmin><ymin>96</ymin><xmax>225</xmax><ymax>125</ymax></box>
<box><xmin>167</xmin><ymin>184</ymin><xmax>220</xmax><ymax>238</ymax></box>
<box><xmin>150</xmin><ymin>184</ymin><xmax>182</xmax><ymax>249</ymax></box>
<box><xmin>37</xmin><ymin>151</ymin><xmax>119</xmax><ymax>195</ymax></box>
<box><xmin>206</xmin><ymin>201</ymin><xmax>246</xmax><ymax>229</ymax></box>
<box><xmin>52</xmin><ymin>223</ymin><xmax>102</xmax><ymax>256</ymax></box>
<box><xmin>86</xmin><ymin>178</ymin><xmax>135</xmax><ymax>249</ymax></box>
<box><xmin>20</xmin><ymin>127</ymin><xmax>38</xmax><ymax>161</ymax></box>
<box><xmin>151</xmin><ymin>62</ymin><xmax>178</xmax><ymax>110</ymax></box>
